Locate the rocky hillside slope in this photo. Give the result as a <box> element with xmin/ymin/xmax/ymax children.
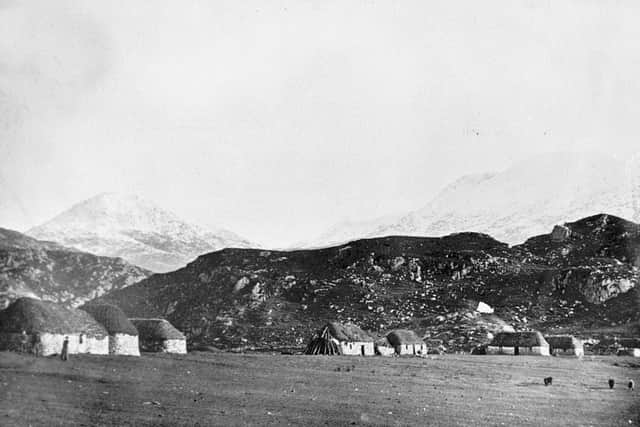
<box><xmin>308</xmin><ymin>152</ymin><xmax>639</xmax><ymax>247</ymax></box>
<box><xmin>27</xmin><ymin>193</ymin><xmax>254</xmax><ymax>272</ymax></box>
<box><xmin>92</xmin><ymin>213</ymin><xmax>640</xmax><ymax>352</ymax></box>
<box><xmin>0</xmin><ymin>227</ymin><xmax>150</xmax><ymax>309</ymax></box>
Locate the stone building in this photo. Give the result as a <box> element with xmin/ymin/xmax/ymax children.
<box><xmin>130</xmin><ymin>318</ymin><xmax>187</xmax><ymax>354</ymax></box>
<box><xmin>306</xmin><ymin>322</ymin><xmax>374</xmax><ymax>356</ymax></box>
<box><xmin>487</xmin><ymin>331</ymin><xmax>550</xmax><ymax>356</ymax></box>
<box><xmin>545</xmin><ymin>335</ymin><xmax>584</xmax><ymax>357</ymax></box>
<box><xmin>0</xmin><ymin>297</ymin><xmax>108</xmax><ymax>356</ymax></box>
<box><xmin>82</xmin><ymin>304</ymin><xmax>140</xmax><ymax>356</ymax></box>
<box><xmin>386</xmin><ymin>329</ymin><xmax>427</xmax><ymax>356</ymax></box>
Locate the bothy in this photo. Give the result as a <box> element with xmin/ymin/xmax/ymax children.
<box><xmin>305</xmin><ymin>322</ymin><xmax>374</xmax><ymax>356</ymax></box>
<box><xmin>375</xmin><ymin>337</ymin><xmax>395</xmax><ymax>356</ymax></box>
<box><xmin>81</xmin><ymin>304</ymin><xmax>140</xmax><ymax>356</ymax></box>
<box><xmin>305</xmin><ymin>325</ymin><xmax>341</xmax><ymax>355</ymax></box>
<box><xmin>545</xmin><ymin>335</ymin><xmax>584</xmax><ymax>357</ymax></box>
<box><xmin>0</xmin><ymin>297</ymin><xmax>108</xmax><ymax>356</ymax></box>
<box><xmin>386</xmin><ymin>329</ymin><xmax>427</xmax><ymax>356</ymax></box>
<box><xmin>130</xmin><ymin>318</ymin><xmax>187</xmax><ymax>354</ymax></box>
<box><xmin>487</xmin><ymin>331</ymin><xmax>550</xmax><ymax>356</ymax></box>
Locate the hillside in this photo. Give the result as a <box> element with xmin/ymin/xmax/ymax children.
<box><xmin>27</xmin><ymin>193</ymin><xmax>255</xmax><ymax>272</ymax></box>
<box><xmin>308</xmin><ymin>152</ymin><xmax>638</xmax><ymax>247</ymax></box>
<box><xmin>92</xmin><ymin>213</ymin><xmax>640</xmax><ymax>351</ymax></box>
<box><xmin>0</xmin><ymin>227</ymin><xmax>150</xmax><ymax>309</ymax></box>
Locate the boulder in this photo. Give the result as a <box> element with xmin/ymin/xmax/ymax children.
<box><xmin>551</xmin><ymin>225</ymin><xmax>571</xmax><ymax>242</ymax></box>
<box><xmin>233</xmin><ymin>277</ymin><xmax>250</xmax><ymax>293</ymax></box>
<box><xmin>476</xmin><ymin>301</ymin><xmax>494</xmax><ymax>314</ymax></box>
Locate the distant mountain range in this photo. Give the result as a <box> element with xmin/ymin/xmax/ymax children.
<box><xmin>27</xmin><ymin>193</ymin><xmax>255</xmax><ymax>272</ymax></box>
<box><xmin>305</xmin><ymin>152</ymin><xmax>639</xmax><ymax>248</ymax></box>
<box><xmin>0</xmin><ymin>227</ymin><xmax>149</xmax><ymax>309</ymax></box>
<box><xmin>92</xmin><ymin>213</ymin><xmax>640</xmax><ymax>351</ymax></box>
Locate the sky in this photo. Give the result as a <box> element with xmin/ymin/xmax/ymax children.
<box><xmin>1</xmin><ymin>0</ymin><xmax>640</xmax><ymax>247</ymax></box>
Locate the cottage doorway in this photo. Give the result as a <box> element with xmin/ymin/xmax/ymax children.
<box><xmin>514</xmin><ymin>346</ymin><xmax>519</xmax><ymax>355</ymax></box>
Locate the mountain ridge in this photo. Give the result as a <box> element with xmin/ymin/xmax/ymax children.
<box><xmin>91</xmin><ymin>212</ymin><xmax>640</xmax><ymax>352</ymax></box>
<box><xmin>27</xmin><ymin>193</ymin><xmax>255</xmax><ymax>272</ymax></box>
<box><xmin>0</xmin><ymin>227</ymin><xmax>150</xmax><ymax>309</ymax></box>
<box><xmin>306</xmin><ymin>152</ymin><xmax>637</xmax><ymax>248</ymax></box>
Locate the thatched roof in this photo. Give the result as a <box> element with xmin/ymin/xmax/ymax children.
<box><xmin>489</xmin><ymin>331</ymin><xmax>548</xmax><ymax>347</ymax></box>
<box><xmin>130</xmin><ymin>318</ymin><xmax>185</xmax><ymax>340</ymax></box>
<box><xmin>81</xmin><ymin>304</ymin><xmax>138</xmax><ymax>335</ymax></box>
<box><xmin>545</xmin><ymin>335</ymin><xmax>582</xmax><ymax>349</ymax></box>
<box><xmin>386</xmin><ymin>329</ymin><xmax>424</xmax><ymax>346</ymax></box>
<box><xmin>325</xmin><ymin>322</ymin><xmax>373</xmax><ymax>342</ymax></box>
<box><xmin>0</xmin><ymin>297</ymin><xmax>107</xmax><ymax>336</ymax></box>
<box><xmin>306</xmin><ymin>326</ymin><xmax>341</xmax><ymax>355</ymax></box>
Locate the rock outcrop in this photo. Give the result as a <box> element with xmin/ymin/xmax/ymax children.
<box><xmin>0</xmin><ymin>227</ymin><xmax>149</xmax><ymax>309</ymax></box>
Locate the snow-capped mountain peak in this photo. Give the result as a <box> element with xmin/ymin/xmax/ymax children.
<box><xmin>27</xmin><ymin>193</ymin><xmax>254</xmax><ymax>272</ymax></box>
<box><xmin>307</xmin><ymin>152</ymin><xmax>638</xmax><ymax>247</ymax></box>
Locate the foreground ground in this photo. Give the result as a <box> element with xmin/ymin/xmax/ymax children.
<box><xmin>0</xmin><ymin>351</ymin><xmax>639</xmax><ymax>426</ymax></box>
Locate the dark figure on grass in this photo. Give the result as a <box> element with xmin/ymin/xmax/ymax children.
<box><xmin>20</xmin><ymin>330</ymin><xmax>28</xmax><ymax>353</ymax></box>
<box><xmin>608</xmin><ymin>379</ymin><xmax>615</xmax><ymax>389</ymax></box>
<box><xmin>629</xmin><ymin>380</ymin><xmax>635</xmax><ymax>391</ymax></box>
<box><xmin>61</xmin><ymin>336</ymin><xmax>69</xmax><ymax>361</ymax></box>
<box><xmin>32</xmin><ymin>333</ymin><xmax>42</xmax><ymax>357</ymax></box>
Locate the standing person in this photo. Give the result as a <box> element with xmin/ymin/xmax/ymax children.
<box><xmin>60</xmin><ymin>336</ymin><xmax>69</xmax><ymax>361</ymax></box>
<box><xmin>19</xmin><ymin>330</ymin><xmax>28</xmax><ymax>353</ymax></box>
<box><xmin>32</xmin><ymin>333</ymin><xmax>42</xmax><ymax>357</ymax></box>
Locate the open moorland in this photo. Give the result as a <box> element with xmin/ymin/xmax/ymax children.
<box><xmin>1</xmin><ymin>351</ymin><xmax>639</xmax><ymax>426</ymax></box>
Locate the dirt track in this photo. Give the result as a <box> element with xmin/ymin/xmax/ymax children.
<box><xmin>1</xmin><ymin>351</ymin><xmax>639</xmax><ymax>426</ymax></box>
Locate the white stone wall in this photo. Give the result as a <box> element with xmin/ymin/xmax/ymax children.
<box><xmin>76</xmin><ymin>335</ymin><xmax>109</xmax><ymax>355</ymax></box>
<box><xmin>338</xmin><ymin>341</ymin><xmax>375</xmax><ymax>356</ymax></box>
<box><xmin>109</xmin><ymin>334</ymin><xmax>140</xmax><ymax>356</ymax></box>
<box><xmin>395</xmin><ymin>344</ymin><xmax>427</xmax><ymax>356</ymax></box>
<box><xmin>376</xmin><ymin>345</ymin><xmax>395</xmax><ymax>356</ymax></box>
<box><xmin>487</xmin><ymin>345</ymin><xmax>514</xmax><ymax>355</ymax></box>
<box><xmin>0</xmin><ymin>332</ymin><xmax>109</xmax><ymax>356</ymax></box>
<box><xmin>162</xmin><ymin>339</ymin><xmax>187</xmax><ymax>354</ymax></box>
<box><xmin>38</xmin><ymin>333</ymin><xmax>67</xmax><ymax>356</ymax></box>
<box><xmin>487</xmin><ymin>345</ymin><xmax>550</xmax><ymax>356</ymax></box>
<box><xmin>41</xmin><ymin>333</ymin><xmax>110</xmax><ymax>356</ymax></box>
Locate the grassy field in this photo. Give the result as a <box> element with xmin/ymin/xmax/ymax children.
<box><xmin>1</xmin><ymin>351</ymin><xmax>639</xmax><ymax>426</ymax></box>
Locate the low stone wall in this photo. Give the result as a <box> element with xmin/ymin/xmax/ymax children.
<box><xmin>109</xmin><ymin>334</ymin><xmax>140</xmax><ymax>356</ymax></box>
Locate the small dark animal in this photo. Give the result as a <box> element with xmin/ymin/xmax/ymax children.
<box><xmin>629</xmin><ymin>380</ymin><xmax>635</xmax><ymax>391</ymax></box>
<box><xmin>544</xmin><ymin>377</ymin><xmax>553</xmax><ymax>386</ymax></box>
<box><xmin>608</xmin><ymin>379</ymin><xmax>615</xmax><ymax>389</ymax></box>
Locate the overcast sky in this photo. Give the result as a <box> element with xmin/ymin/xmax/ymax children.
<box><xmin>1</xmin><ymin>0</ymin><xmax>639</xmax><ymax>246</ymax></box>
